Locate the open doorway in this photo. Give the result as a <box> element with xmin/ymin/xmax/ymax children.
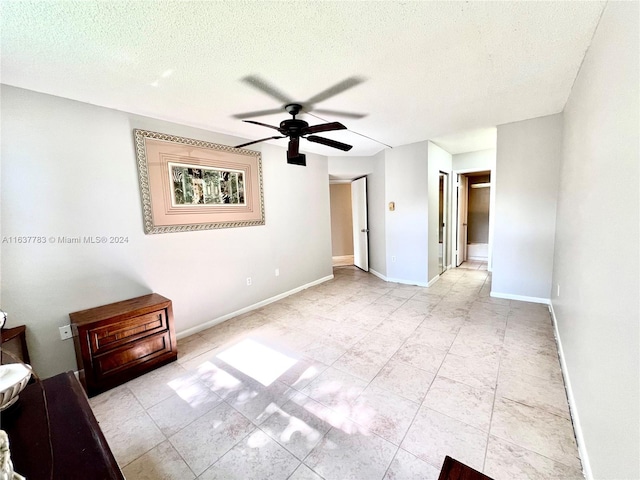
<box><xmin>438</xmin><ymin>172</ymin><xmax>449</xmax><ymax>274</ymax></box>
<box><xmin>329</xmin><ymin>177</ymin><xmax>369</xmax><ymax>271</ymax></box>
<box><xmin>454</xmin><ymin>170</ymin><xmax>492</xmax><ymax>267</ymax></box>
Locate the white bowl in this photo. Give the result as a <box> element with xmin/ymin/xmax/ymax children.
<box><xmin>0</xmin><ymin>364</ymin><xmax>32</xmax><ymax>411</ymax></box>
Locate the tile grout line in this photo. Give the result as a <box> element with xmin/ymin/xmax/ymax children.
<box><xmin>480</xmin><ymin>305</ymin><xmax>506</xmax><ymax>474</ymax></box>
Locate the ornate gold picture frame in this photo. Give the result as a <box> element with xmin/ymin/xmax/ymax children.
<box><xmin>134</xmin><ymin>129</ymin><xmax>264</xmax><ymax>234</ymax></box>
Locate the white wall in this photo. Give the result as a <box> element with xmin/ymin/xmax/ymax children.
<box><xmin>427</xmin><ymin>142</ymin><xmax>452</xmax><ymax>283</ymax></box>
<box><xmin>551</xmin><ymin>2</ymin><xmax>639</xmax><ymax>478</ymax></box>
<box><xmin>328</xmin><ymin>152</ymin><xmax>386</xmax><ymax>276</ymax></box>
<box><xmin>452</xmin><ymin>148</ymin><xmax>495</xmax><ymax>172</ymax></box>
<box><xmin>384</xmin><ymin>141</ymin><xmax>429</xmax><ymax>285</ymax></box>
<box><xmin>492</xmin><ymin>114</ymin><xmax>562</xmax><ymax>301</ymax></box>
<box><xmin>1</xmin><ymin>86</ymin><xmax>333</xmax><ymax>378</ymax></box>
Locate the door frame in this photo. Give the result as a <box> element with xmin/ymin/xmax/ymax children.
<box><xmin>438</xmin><ymin>171</ymin><xmax>449</xmax><ymax>274</ymax></box>
<box><xmin>452</xmin><ymin>168</ymin><xmax>495</xmax><ymax>271</ymax></box>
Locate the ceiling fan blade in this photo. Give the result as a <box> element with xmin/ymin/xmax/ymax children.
<box><xmin>233</xmin><ymin>108</ymin><xmax>285</xmax><ymax>119</ymax></box>
<box><xmin>313</xmin><ymin>108</ymin><xmax>367</xmax><ymax>119</ymax></box>
<box><xmin>302</xmin><ymin>122</ymin><xmax>347</xmax><ymax>135</ymax></box>
<box><xmin>241</xmin><ymin>75</ymin><xmax>292</xmax><ymax>104</ymax></box>
<box><xmin>235</xmin><ymin>136</ymin><xmax>285</xmax><ymax>148</ymax></box>
<box><xmin>305</xmin><ymin>77</ymin><xmax>365</xmax><ymax>104</ymax></box>
<box><xmin>306</xmin><ymin>135</ymin><xmax>353</xmax><ymax>152</ymax></box>
<box><xmin>243</xmin><ymin>120</ymin><xmax>282</xmax><ymax>132</ymax></box>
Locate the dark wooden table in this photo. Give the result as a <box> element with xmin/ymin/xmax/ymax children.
<box><xmin>0</xmin><ymin>371</ymin><xmax>124</xmax><ymax>480</ymax></box>
<box><xmin>438</xmin><ymin>456</ymin><xmax>494</xmax><ymax>480</ymax></box>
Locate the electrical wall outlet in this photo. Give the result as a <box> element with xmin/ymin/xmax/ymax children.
<box><xmin>275</xmin><ymin>268</ymin><xmax>279</xmax><ymax>277</ymax></box>
<box><xmin>391</xmin><ymin>256</ymin><xmax>396</xmax><ymax>262</ymax></box>
<box><xmin>246</xmin><ymin>277</ymin><xmax>252</xmax><ymax>286</ymax></box>
<box><xmin>59</xmin><ymin>325</ymin><xmax>73</xmax><ymax>340</ymax></box>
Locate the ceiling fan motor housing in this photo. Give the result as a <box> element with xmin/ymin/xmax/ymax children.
<box><xmin>279</xmin><ymin>119</ymin><xmax>308</xmax><ymax>135</ymax></box>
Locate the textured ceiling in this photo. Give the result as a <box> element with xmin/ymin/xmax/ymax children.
<box><xmin>1</xmin><ymin>1</ymin><xmax>604</xmax><ymax>156</ymax></box>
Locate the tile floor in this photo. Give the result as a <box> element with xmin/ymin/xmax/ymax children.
<box><xmin>89</xmin><ymin>265</ymin><xmax>584</xmax><ymax>480</ymax></box>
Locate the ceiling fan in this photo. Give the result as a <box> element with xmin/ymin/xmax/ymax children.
<box><xmin>234</xmin><ymin>103</ymin><xmax>353</xmax><ymax>166</ymax></box>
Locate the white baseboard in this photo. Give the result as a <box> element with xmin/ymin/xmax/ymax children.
<box><xmin>370</xmin><ymin>269</ymin><xmax>423</xmax><ymax>286</ymax></box>
<box><xmin>549</xmin><ymin>303</ymin><xmax>592</xmax><ymax>480</ymax></box>
<box><xmin>371</xmin><ymin>268</ymin><xmax>443</xmax><ymax>288</ymax></box>
<box><xmin>369</xmin><ymin>268</ymin><xmax>387</xmax><ymax>281</ymax></box>
<box><xmin>490</xmin><ymin>291</ymin><xmax>550</xmax><ymax>305</ymax></box>
<box><xmin>176</xmin><ymin>274</ymin><xmax>334</xmax><ymax>340</ymax></box>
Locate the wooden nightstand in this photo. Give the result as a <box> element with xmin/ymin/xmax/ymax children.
<box><xmin>70</xmin><ymin>293</ymin><xmax>178</xmax><ymax>397</ymax></box>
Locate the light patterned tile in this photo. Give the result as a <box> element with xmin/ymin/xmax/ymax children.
<box><xmin>392</xmin><ymin>343</ymin><xmax>447</xmax><ymax>373</ymax></box>
<box><xmin>373</xmin><ymin>317</ymin><xmax>421</xmax><ymax>339</ymax></box>
<box><xmin>89</xmin><ymin>385</ymin><xmax>144</xmax><ymax>426</ymax></box>
<box><xmin>484</xmin><ymin>435</ymin><xmax>584</xmax><ymax>480</ymax></box>
<box><xmin>448</xmin><ymin>324</ymin><xmax>504</xmax><ymax>358</ymax></box>
<box><xmin>423</xmin><ymin>376</ymin><xmax>494</xmax><ymax>431</ymax></box>
<box><xmin>121</xmin><ymin>441</ymin><xmax>195</xmax><ymax>480</ymax></box>
<box><xmin>497</xmin><ymin>369</ymin><xmax>570</xmax><ymax>418</ymax></box>
<box><xmin>358</xmin><ymin>302</ymin><xmax>402</xmax><ymax>319</ymax></box>
<box><xmin>260</xmin><ymin>392</ymin><xmax>332</xmax><ymax>460</ymax></box>
<box><xmin>288</xmin><ymin>464</ymin><xmax>324</xmax><ymax>480</ymax></box>
<box><xmin>198</xmin><ymin>429</ymin><xmax>299</xmax><ymax>480</ymax></box>
<box><xmin>277</xmin><ymin>356</ymin><xmax>329</xmax><ymax>391</ymax></box>
<box><xmin>102</xmin><ymin>411</ymin><xmax>166</xmax><ymax>467</ymax></box>
<box><xmin>387</xmin><ymin>286</ymin><xmax>422</xmax><ymax>299</ymax></box>
<box><xmin>304</xmin><ymin>338</ymin><xmax>350</xmax><ymax>364</ymax></box>
<box><xmin>176</xmin><ymin>334</ymin><xmax>215</xmax><ymax>364</ymax></box>
<box><xmin>305</xmin><ymin>422</ymin><xmax>397</xmax><ymax>480</ymax></box>
<box><xmin>410</xmin><ymin>291</ymin><xmax>444</xmax><ymax>306</ymax></box>
<box><xmin>300</xmin><ymin>367</ymin><xmax>368</xmax><ymax>412</ymax></box>
<box><xmin>223</xmin><ymin>379</ymin><xmax>296</xmax><ymax>426</ymax></box>
<box><xmin>370</xmin><ymin>359</ymin><xmax>435</xmax><ymax>403</ymax></box>
<box><xmin>401</xmin><ymin>407</ymin><xmax>487</xmax><ymax>472</ymax></box>
<box><xmin>394</xmin><ymin>299</ymin><xmax>436</xmax><ymax>319</ymax></box>
<box><xmin>408</xmin><ymin>325</ymin><xmax>457</xmax><ymax>351</ymax></box>
<box><xmin>438</xmin><ymin>352</ymin><xmax>500</xmax><ymax>391</ymax></box>
<box><xmin>333</xmin><ymin>336</ymin><xmax>402</xmax><ymax>382</ymax></box>
<box><xmin>383</xmin><ymin>448</ymin><xmax>441</xmax><ymax>480</ymax></box>
<box><xmin>468</xmin><ymin>301</ymin><xmax>510</xmax><ymax>318</ymax></box>
<box><xmin>500</xmin><ymin>344</ymin><xmax>563</xmax><ymax>383</ymax></box>
<box><xmin>491</xmin><ymin>398</ymin><xmax>581</xmax><ymax>469</ymax></box>
<box><xmin>351</xmin><ymin>385</ymin><xmax>420</xmax><ymax>445</ymax></box>
<box><xmin>147</xmin><ymin>382</ymin><xmax>222</xmax><ymax>436</ymax></box>
<box><xmin>422</xmin><ymin>313</ymin><xmax>467</xmax><ymax>334</ymax></box>
<box><xmin>168</xmin><ymin>402</ymin><xmax>253</xmax><ymax>475</ymax></box>
<box><xmin>126</xmin><ymin>362</ymin><xmax>193</xmax><ymax>409</ymax></box>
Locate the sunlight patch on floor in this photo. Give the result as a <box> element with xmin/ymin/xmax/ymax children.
<box><xmin>217</xmin><ymin>338</ymin><xmax>299</xmax><ymax>386</ymax></box>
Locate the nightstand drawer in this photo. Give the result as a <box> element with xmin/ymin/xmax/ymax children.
<box><xmin>93</xmin><ymin>331</ymin><xmax>172</xmax><ymax>380</ymax></box>
<box><xmin>89</xmin><ymin>310</ymin><xmax>167</xmax><ymax>355</ymax></box>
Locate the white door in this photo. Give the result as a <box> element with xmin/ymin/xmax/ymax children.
<box><xmin>456</xmin><ymin>174</ymin><xmax>468</xmax><ymax>267</ymax></box>
<box><xmin>351</xmin><ymin>176</ymin><xmax>369</xmax><ymax>271</ymax></box>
